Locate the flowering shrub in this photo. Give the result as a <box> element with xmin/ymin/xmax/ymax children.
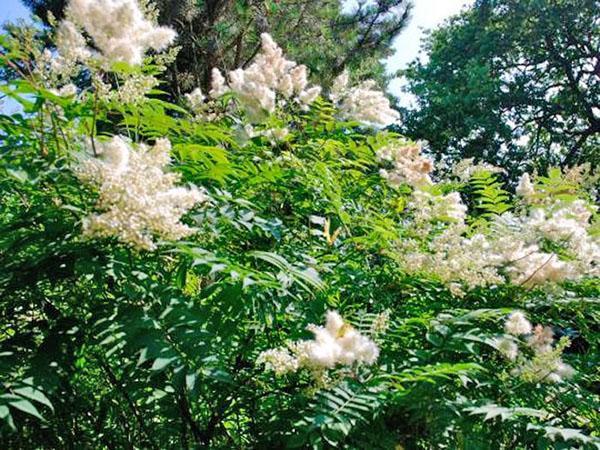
<box><xmin>0</xmin><ymin>2</ymin><xmax>599</xmax><ymax>448</ymax></box>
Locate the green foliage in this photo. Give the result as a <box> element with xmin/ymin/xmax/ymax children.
<box><xmin>469</xmin><ymin>170</ymin><xmax>512</xmax><ymax>220</ymax></box>
<box><xmin>291</xmin><ymin>380</ymin><xmax>385</xmax><ymax>448</ymax></box>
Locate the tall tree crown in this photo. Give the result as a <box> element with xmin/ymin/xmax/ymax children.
<box><xmin>401</xmin><ymin>0</ymin><xmax>599</xmax><ymax>175</ymax></box>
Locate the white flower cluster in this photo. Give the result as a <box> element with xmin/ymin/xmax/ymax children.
<box><xmin>256</xmin><ymin>348</ymin><xmax>299</xmax><ymax>376</ymax></box>
<box><xmin>377</xmin><ymin>142</ymin><xmax>433</xmax><ymax>187</ymax></box>
<box><xmin>398</xmin><ymin>167</ymin><xmax>598</xmax><ymax>294</ymax></box>
<box><xmin>401</xmin><ymin>189</ymin><xmax>477</xmax><ymax>295</ymax></box>
<box><xmin>329</xmin><ymin>70</ymin><xmax>400</xmax><ymax>127</ymax></box>
<box><xmin>257</xmin><ymin>311</ymin><xmax>379</xmax><ymax>378</ymax></box>
<box><xmin>493</xmin><ymin>336</ymin><xmax>519</xmax><ymax>361</ymax></box>
<box><xmin>504</xmin><ymin>245</ymin><xmax>576</xmax><ymax>287</ymax></box>
<box><xmin>57</xmin><ymin>0</ymin><xmax>176</xmax><ymax>67</ymax></box>
<box><xmin>76</xmin><ymin>136</ymin><xmax>207</xmax><ymax>250</ymax></box>
<box><xmin>185</xmin><ymin>88</ymin><xmax>205</xmax><ymax>111</ymax></box>
<box><xmin>504</xmin><ymin>311</ymin><xmax>532</xmax><ymax>335</ymax></box>
<box><xmin>299</xmin><ymin>311</ymin><xmax>380</xmax><ymax>368</ymax></box>
<box><xmin>370</xmin><ymin>311</ymin><xmax>391</xmax><ymax>334</ymax></box>
<box><xmin>495</xmin><ymin>312</ymin><xmax>575</xmax><ymax>384</ymax></box>
<box><xmin>209</xmin><ymin>68</ymin><xmax>228</xmax><ymax>98</ymax></box>
<box><xmin>402</xmin><ymin>225</ymin><xmax>506</xmax><ymax>296</ymax></box>
<box><xmin>183</xmin><ymin>83</ymin><xmax>231</xmax><ymax>122</ymax></box>
<box><xmin>110</xmin><ymin>73</ymin><xmax>160</xmax><ymax>104</ymax></box>
<box><xmin>242</xmin><ymin>124</ymin><xmax>290</xmax><ymax>146</ymax></box>
<box><xmin>203</xmin><ymin>34</ymin><xmax>321</xmax><ymax>119</ymax></box>
<box><xmin>49</xmin><ymin>83</ymin><xmax>78</xmax><ymax>98</ymax></box>
<box><xmin>54</xmin><ymin>19</ymin><xmax>91</xmax><ymax>69</ymax></box>
<box><xmin>515</xmin><ymin>172</ymin><xmax>535</xmax><ymax>198</ymax></box>
<box><xmin>409</xmin><ymin>190</ymin><xmax>468</xmax><ymax>224</ymax></box>
<box><xmin>501</xmin><ymin>200</ymin><xmax>599</xmax><ymax>286</ymax></box>
<box><xmin>451</xmin><ymin>158</ymin><xmax>505</xmax><ymax>182</ymax></box>
<box><xmin>182</xmin><ymin>36</ymin><xmax>400</xmax><ymax>129</ymax></box>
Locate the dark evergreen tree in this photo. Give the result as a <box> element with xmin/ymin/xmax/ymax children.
<box><xmin>21</xmin><ymin>0</ymin><xmax>412</xmax><ymax>96</ymax></box>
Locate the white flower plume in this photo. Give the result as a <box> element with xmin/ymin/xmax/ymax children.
<box><xmin>257</xmin><ymin>310</ymin><xmax>380</xmax><ymax>377</ymax></box>
<box><xmin>330</xmin><ymin>70</ymin><xmax>400</xmax><ymax>127</ymax></box>
<box><xmin>377</xmin><ymin>142</ymin><xmax>434</xmax><ymax>187</ymax></box>
<box><xmin>58</xmin><ymin>0</ymin><xmax>176</xmax><ymax>66</ymax></box>
<box><xmin>205</xmin><ymin>33</ymin><xmax>321</xmax><ymax>119</ymax></box>
<box><xmin>76</xmin><ymin>136</ymin><xmax>207</xmax><ymax>250</ymax></box>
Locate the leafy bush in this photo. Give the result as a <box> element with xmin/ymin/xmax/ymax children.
<box><xmin>0</xmin><ymin>2</ymin><xmax>598</xmax><ymax>448</ymax></box>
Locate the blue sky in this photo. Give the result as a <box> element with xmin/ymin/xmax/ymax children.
<box><xmin>1</xmin><ymin>0</ymin><xmax>30</xmax><ymax>23</ymax></box>
<box><xmin>0</xmin><ymin>0</ymin><xmax>31</xmax><ymax>114</ymax></box>
<box><xmin>387</xmin><ymin>0</ymin><xmax>473</xmax><ymax>105</ymax></box>
<box><xmin>0</xmin><ymin>0</ymin><xmax>471</xmax><ymax>105</ymax></box>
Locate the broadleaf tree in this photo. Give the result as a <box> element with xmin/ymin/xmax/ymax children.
<box><xmin>400</xmin><ymin>0</ymin><xmax>599</xmax><ymax>176</ymax></box>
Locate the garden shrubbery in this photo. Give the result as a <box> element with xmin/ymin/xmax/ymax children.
<box><xmin>0</xmin><ymin>1</ymin><xmax>598</xmax><ymax>448</ymax></box>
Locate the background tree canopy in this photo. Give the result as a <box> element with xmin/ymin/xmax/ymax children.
<box><xmin>400</xmin><ymin>0</ymin><xmax>599</xmax><ymax>176</ymax></box>
<box><xmin>21</xmin><ymin>0</ymin><xmax>412</xmax><ymax>96</ymax></box>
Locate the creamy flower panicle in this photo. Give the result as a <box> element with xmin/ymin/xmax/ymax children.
<box><xmin>57</xmin><ymin>0</ymin><xmax>176</xmax><ymax>67</ymax></box>
<box><xmin>54</xmin><ymin>19</ymin><xmax>91</xmax><ymax>69</ymax></box>
<box><xmin>504</xmin><ymin>312</ymin><xmax>532</xmax><ymax>336</ymax></box>
<box><xmin>493</xmin><ymin>337</ymin><xmax>519</xmax><ymax>361</ymax></box>
<box><xmin>300</xmin><ymin>311</ymin><xmax>380</xmax><ymax>368</ymax></box>
<box><xmin>529</xmin><ymin>201</ymin><xmax>599</xmax><ymax>275</ymax></box>
<box><xmin>409</xmin><ymin>190</ymin><xmax>468</xmax><ymax>224</ymax></box>
<box><xmin>396</xmin><ymin>165</ymin><xmax>598</xmax><ymax>294</ymax></box>
<box><xmin>76</xmin><ymin>136</ymin><xmax>207</xmax><ymax>250</ymax></box>
<box><xmin>451</xmin><ymin>158</ymin><xmax>505</xmax><ymax>182</ymax></box>
<box><xmin>400</xmin><ymin>187</ymin><xmax>503</xmax><ymax>296</ymax></box>
<box><xmin>182</xmin><ymin>35</ymin><xmax>400</xmax><ymax>130</ymax></box>
<box><xmin>516</xmin><ymin>172</ymin><xmax>535</xmax><ymax>198</ymax></box>
<box><xmin>499</xmin><ymin>199</ymin><xmax>599</xmax><ymax>286</ymax></box>
<box><xmin>505</xmin><ymin>245</ymin><xmax>575</xmax><ymax>286</ymax></box>
<box><xmin>256</xmin><ymin>348</ymin><xmax>299</xmax><ymax>376</ymax></box>
<box><xmin>45</xmin><ymin>0</ymin><xmax>177</xmax><ymax>104</ymax></box>
<box><xmin>377</xmin><ymin>142</ymin><xmax>434</xmax><ymax>188</ymax></box>
<box><xmin>257</xmin><ymin>311</ymin><xmax>380</xmax><ymax>379</ymax></box>
<box><xmin>49</xmin><ymin>83</ymin><xmax>78</xmax><ymax>97</ymax></box>
<box><xmin>401</xmin><ymin>225</ymin><xmax>505</xmax><ymax>296</ymax></box>
<box><xmin>528</xmin><ymin>325</ymin><xmax>555</xmax><ymax>354</ymax></box>
<box><xmin>185</xmin><ymin>88</ymin><xmax>205</xmax><ymax>111</ymax></box>
<box><xmin>209</xmin><ymin>68</ymin><xmax>228</xmax><ymax>98</ymax></box>
<box><xmin>204</xmin><ymin>34</ymin><xmax>321</xmax><ymax>119</ymax></box>
<box><xmin>330</xmin><ymin>70</ymin><xmax>400</xmax><ymax>127</ymax></box>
